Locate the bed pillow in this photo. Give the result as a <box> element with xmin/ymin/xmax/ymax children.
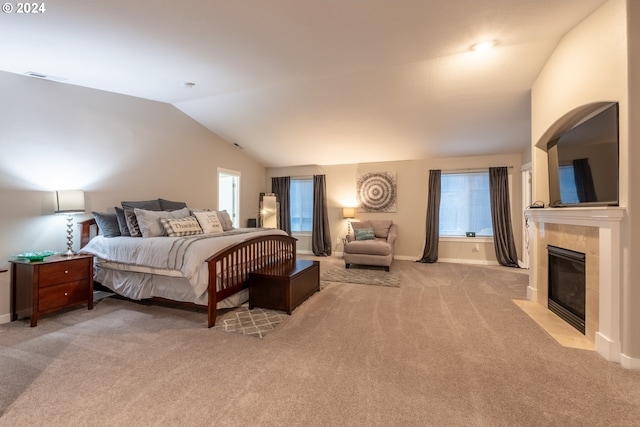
<box><xmin>91</xmin><ymin>212</ymin><xmax>121</xmax><ymax>238</ymax></box>
<box><xmin>159</xmin><ymin>198</ymin><xmax>188</xmax><ymax>211</ymax></box>
<box><xmin>121</xmin><ymin>200</ymin><xmax>162</xmax><ymax>237</ymax></box>
<box><xmin>193</xmin><ymin>211</ymin><xmax>224</xmax><ymax>234</ymax></box>
<box><xmin>134</xmin><ymin>207</ymin><xmax>190</xmax><ymax>238</ymax></box>
<box><xmin>216</xmin><ymin>210</ymin><xmax>234</xmax><ymax>231</ymax></box>
<box><xmin>160</xmin><ymin>216</ymin><xmax>203</xmax><ymax>237</ymax></box>
<box><xmin>354</xmin><ymin>227</ymin><xmax>376</xmax><ymax>241</ymax></box>
<box><xmin>114</xmin><ymin>207</ymin><xmax>130</xmax><ymax>236</ymax></box>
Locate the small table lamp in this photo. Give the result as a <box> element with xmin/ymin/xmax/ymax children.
<box><xmin>55</xmin><ymin>190</ymin><xmax>85</xmax><ymax>256</ymax></box>
<box><xmin>342</xmin><ymin>207</ymin><xmax>356</xmax><ymax>236</ymax></box>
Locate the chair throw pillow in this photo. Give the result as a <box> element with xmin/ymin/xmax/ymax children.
<box><xmin>354</xmin><ymin>227</ymin><xmax>376</xmax><ymax>241</ymax></box>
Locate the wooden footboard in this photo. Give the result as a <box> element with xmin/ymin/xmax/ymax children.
<box><xmin>78</xmin><ymin>218</ymin><xmax>296</xmax><ymax>327</ymax></box>
<box><xmin>206</xmin><ymin>235</ymin><xmax>296</xmax><ymax>327</ymax></box>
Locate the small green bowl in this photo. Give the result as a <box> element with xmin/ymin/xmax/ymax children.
<box><xmin>15</xmin><ymin>251</ymin><xmax>58</xmax><ymax>262</ymax></box>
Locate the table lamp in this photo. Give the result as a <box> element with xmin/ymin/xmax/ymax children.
<box><xmin>55</xmin><ymin>190</ymin><xmax>85</xmax><ymax>255</ymax></box>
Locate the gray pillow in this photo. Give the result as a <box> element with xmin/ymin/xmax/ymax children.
<box><xmin>134</xmin><ymin>207</ymin><xmax>190</xmax><ymax>237</ymax></box>
<box><xmin>114</xmin><ymin>207</ymin><xmax>130</xmax><ymax>236</ymax></box>
<box><xmin>92</xmin><ymin>212</ymin><xmax>121</xmax><ymax>238</ymax></box>
<box><xmin>216</xmin><ymin>210</ymin><xmax>234</xmax><ymax>231</ymax></box>
<box><xmin>159</xmin><ymin>198</ymin><xmax>188</xmax><ymax>211</ymax></box>
<box><xmin>121</xmin><ymin>200</ymin><xmax>162</xmax><ymax>237</ymax></box>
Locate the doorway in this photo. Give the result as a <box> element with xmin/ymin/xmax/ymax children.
<box><xmin>218</xmin><ymin>168</ymin><xmax>240</xmax><ymax>228</ymax></box>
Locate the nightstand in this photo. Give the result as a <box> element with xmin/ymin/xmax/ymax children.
<box><xmin>10</xmin><ymin>254</ymin><xmax>94</xmax><ymax>326</ymax></box>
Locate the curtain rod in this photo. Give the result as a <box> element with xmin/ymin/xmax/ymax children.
<box><xmin>443</xmin><ymin>166</ymin><xmax>514</xmax><ymax>173</ymax></box>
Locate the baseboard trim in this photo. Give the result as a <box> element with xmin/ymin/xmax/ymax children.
<box><xmin>0</xmin><ymin>313</ymin><xmax>11</xmax><ymax>325</ymax></box>
<box><xmin>438</xmin><ymin>257</ymin><xmax>500</xmax><ymax>266</ymax></box>
<box><xmin>595</xmin><ymin>332</ymin><xmax>622</xmax><ymax>363</ymax></box>
<box><xmin>620</xmin><ymin>353</ymin><xmax>640</xmax><ymax>370</ymax></box>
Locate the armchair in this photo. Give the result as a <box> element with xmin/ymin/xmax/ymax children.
<box><xmin>344</xmin><ymin>220</ymin><xmax>397</xmax><ymax>271</ymax></box>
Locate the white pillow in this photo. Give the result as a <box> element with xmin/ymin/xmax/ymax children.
<box><xmin>194</xmin><ymin>211</ymin><xmax>224</xmax><ymax>234</ymax></box>
<box><xmin>134</xmin><ymin>207</ymin><xmax>190</xmax><ymax>238</ymax></box>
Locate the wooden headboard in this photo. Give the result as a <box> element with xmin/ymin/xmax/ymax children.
<box><xmin>79</xmin><ymin>218</ymin><xmax>98</xmax><ymax>248</ymax></box>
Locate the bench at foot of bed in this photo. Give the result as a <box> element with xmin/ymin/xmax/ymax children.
<box><xmin>248</xmin><ymin>259</ymin><xmax>320</xmax><ymax>314</ymax></box>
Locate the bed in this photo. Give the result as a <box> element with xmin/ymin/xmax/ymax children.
<box><xmin>79</xmin><ymin>218</ymin><xmax>296</xmax><ymax>327</ymax></box>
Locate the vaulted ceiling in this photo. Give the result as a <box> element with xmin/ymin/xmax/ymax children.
<box><xmin>0</xmin><ymin>0</ymin><xmax>607</xmax><ymax>166</ymax></box>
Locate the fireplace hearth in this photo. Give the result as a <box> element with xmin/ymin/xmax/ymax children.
<box><xmin>547</xmin><ymin>245</ymin><xmax>586</xmax><ymax>334</ymax></box>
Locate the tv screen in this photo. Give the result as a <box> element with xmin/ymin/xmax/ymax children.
<box><xmin>547</xmin><ymin>102</ymin><xmax>619</xmax><ymax>207</ymax></box>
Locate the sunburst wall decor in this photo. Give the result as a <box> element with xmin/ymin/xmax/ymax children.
<box><xmin>356</xmin><ymin>171</ymin><xmax>397</xmax><ymax>213</ymax></box>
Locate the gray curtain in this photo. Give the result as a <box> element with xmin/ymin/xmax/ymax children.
<box><xmin>312</xmin><ymin>175</ymin><xmax>332</xmax><ymax>256</ymax></box>
<box><xmin>271</xmin><ymin>176</ymin><xmax>291</xmax><ymax>235</ymax></box>
<box><xmin>418</xmin><ymin>169</ymin><xmax>441</xmax><ymax>263</ymax></box>
<box><xmin>573</xmin><ymin>158</ymin><xmax>597</xmax><ymax>202</ymax></box>
<box><xmin>489</xmin><ymin>167</ymin><xmax>519</xmax><ymax>268</ymax></box>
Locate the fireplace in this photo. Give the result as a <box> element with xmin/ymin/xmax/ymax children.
<box><xmin>547</xmin><ymin>245</ymin><xmax>586</xmax><ymax>334</ymax></box>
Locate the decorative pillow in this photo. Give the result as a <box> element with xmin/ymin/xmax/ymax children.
<box><xmin>159</xmin><ymin>198</ymin><xmax>188</xmax><ymax>211</ymax></box>
<box><xmin>193</xmin><ymin>211</ymin><xmax>224</xmax><ymax>234</ymax></box>
<box><xmin>91</xmin><ymin>212</ymin><xmax>121</xmax><ymax>238</ymax></box>
<box><xmin>354</xmin><ymin>227</ymin><xmax>376</xmax><ymax>241</ymax></box>
<box><xmin>370</xmin><ymin>220</ymin><xmax>393</xmax><ymax>238</ymax></box>
<box><xmin>134</xmin><ymin>207</ymin><xmax>190</xmax><ymax>238</ymax></box>
<box><xmin>160</xmin><ymin>216</ymin><xmax>203</xmax><ymax>237</ymax></box>
<box><xmin>121</xmin><ymin>199</ymin><xmax>162</xmax><ymax>211</ymax></box>
<box><xmin>121</xmin><ymin>200</ymin><xmax>162</xmax><ymax>237</ymax></box>
<box><xmin>216</xmin><ymin>210</ymin><xmax>234</xmax><ymax>231</ymax></box>
<box><xmin>114</xmin><ymin>207</ymin><xmax>130</xmax><ymax>236</ymax></box>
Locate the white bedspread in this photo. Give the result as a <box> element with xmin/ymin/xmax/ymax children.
<box><xmin>80</xmin><ymin>228</ymin><xmax>289</xmax><ymax>298</ymax></box>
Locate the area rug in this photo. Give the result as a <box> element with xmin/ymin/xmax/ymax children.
<box><xmin>212</xmin><ymin>305</ymin><xmax>288</xmax><ymax>338</ymax></box>
<box><xmin>321</xmin><ymin>267</ymin><xmax>401</xmax><ymax>287</ymax></box>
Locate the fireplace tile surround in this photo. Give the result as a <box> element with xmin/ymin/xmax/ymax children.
<box><xmin>525</xmin><ymin>207</ymin><xmax>624</xmax><ymax>363</ymax></box>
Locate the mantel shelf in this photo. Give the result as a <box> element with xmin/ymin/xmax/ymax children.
<box><xmin>525</xmin><ymin>206</ymin><xmax>625</xmax><ymax>227</ymax></box>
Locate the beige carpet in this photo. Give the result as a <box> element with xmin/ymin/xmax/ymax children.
<box><xmin>321</xmin><ymin>267</ymin><xmax>401</xmax><ymax>287</ymax></box>
<box><xmin>2</xmin><ymin>258</ymin><xmax>640</xmax><ymax>427</ymax></box>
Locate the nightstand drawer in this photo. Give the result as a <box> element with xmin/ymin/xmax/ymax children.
<box><xmin>38</xmin><ymin>258</ymin><xmax>91</xmax><ymax>287</ymax></box>
<box><xmin>38</xmin><ymin>280</ymin><xmax>89</xmax><ymax>312</ymax></box>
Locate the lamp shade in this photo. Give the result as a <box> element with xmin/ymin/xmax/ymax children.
<box><xmin>342</xmin><ymin>207</ymin><xmax>356</xmax><ymax>219</ymax></box>
<box><xmin>55</xmin><ymin>190</ymin><xmax>85</xmax><ymax>214</ymax></box>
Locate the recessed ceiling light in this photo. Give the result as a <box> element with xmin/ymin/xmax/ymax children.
<box><xmin>470</xmin><ymin>40</ymin><xmax>498</xmax><ymax>52</ymax></box>
<box><xmin>182</xmin><ymin>82</ymin><xmax>196</xmax><ymax>88</ymax></box>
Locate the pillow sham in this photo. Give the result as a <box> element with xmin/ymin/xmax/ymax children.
<box><xmin>216</xmin><ymin>210</ymin><xmax>234</xmax><ymax>231</ymax></box>
<box><xmin>114</xmin><ymin>207</ymin><xmax>130</xmax><ymax>236</ymax></box>
<box><xmin>193</xmin><ymin>211</ymin><xmax>224</xmax><ymax>234</ymax></box>
<box><xmin>354</xmin><ymin>227</ymin><xmax>376</xmax><ymax>241</ymax></box>
<box><xmin>91</xmin><ymin>212</ymin><xmax>121</xmax><ymax>238</ymax></box>
<box><xmin>134</xmin><ymin>207</ymin><xmax>190</xmax><ymax>238</ymax></box>
<box><xmin>160</xmin><ymin>216</ymin><xmax>203</xmax><ymax>237</ymax></box>
<box><xmin>159</xmin><ymin>198</ymin><xmax>188</xmax><ymax>211</ymax></box>
<box><xmin>121</xmin><ymin>200</ymin><xmax>162</xmax><ymax>237</ymax></box>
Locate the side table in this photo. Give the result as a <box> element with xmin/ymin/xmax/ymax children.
<box><xmin>10</xmin><ymin>254</ymin><xmax>94</xmax><ymax>326</ymax></box>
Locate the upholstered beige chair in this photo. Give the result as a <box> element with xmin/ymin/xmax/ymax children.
<box><xmin>344</xmin><ymin>220</ymin><xmax>397</xmax><ymax>271</ymax></box>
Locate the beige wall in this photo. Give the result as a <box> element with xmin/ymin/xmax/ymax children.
<box><xmin>531</xmin><ymin>0</ymin><xmax>640</xmax><ymax>360</ymax></box>
<box><xmin>0</xmin><ymin>71</ymin><xmax>266</xmax><ymax>323</ymax></box>
<box><xmin>267</xmin><ymin>153</ymin><xmax>523</xmax><ymax>264</ymax></box>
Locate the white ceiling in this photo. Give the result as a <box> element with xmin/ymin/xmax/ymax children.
<box><xmin>0</xmin><ymin>0</ymin><xmax>607</xmax><ymax>167</ymax></box>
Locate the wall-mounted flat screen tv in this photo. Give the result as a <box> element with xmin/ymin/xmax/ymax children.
<box><xmin>547</xmin><ymin>102</ymin><xmax>619</xmax><ymax>207</ymax></box>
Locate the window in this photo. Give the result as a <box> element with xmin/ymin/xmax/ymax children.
<box><xmin>218</xmin><ymin>169</ymin><xmax>240</xmax><ymax>228</ymax></box>
<box><xmin>290</xmin><ymin>178</ymin><xmax>313</xmax><ymax>233</ymax></box>
<box><xmin>439</xmin><ymin>172</ymin><xmax>493</xmax><ymax>237</ymax></box>
<box><xmin>559</xmin><ymin>164</ymin><xmax>579</xmax><ymax>204</ymax></box>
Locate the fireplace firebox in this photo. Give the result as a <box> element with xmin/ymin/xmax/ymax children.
<box><xmin>547</xmin><ymin>245</ymin><xmax>586</xmax><ymax>334</ymax></box>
